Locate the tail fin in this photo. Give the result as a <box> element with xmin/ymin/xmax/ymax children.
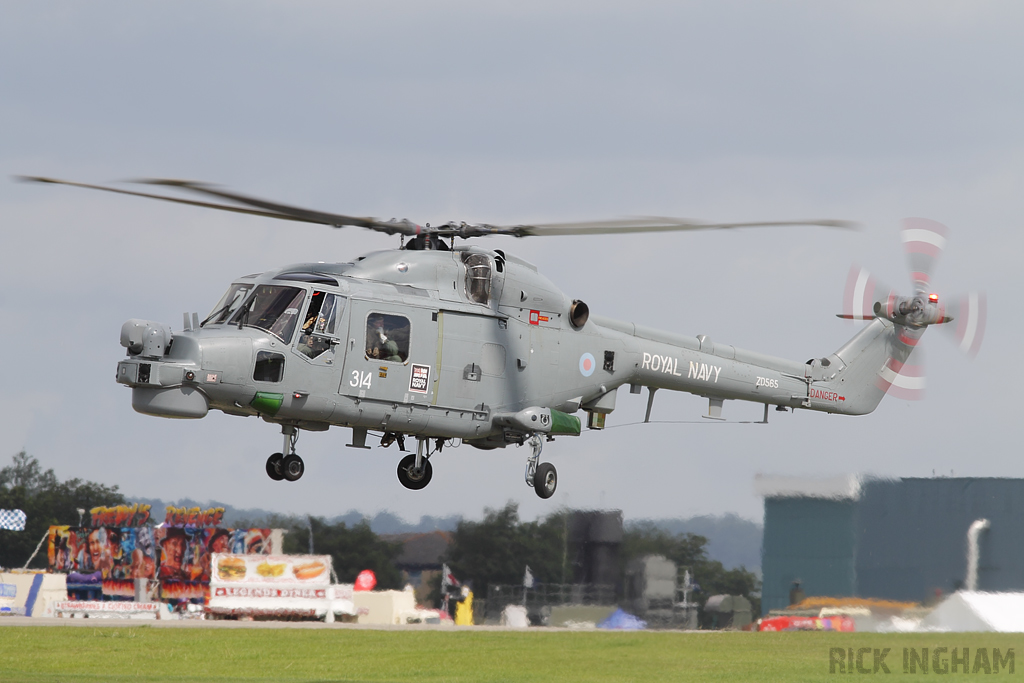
<box><xmin>822</xmin><ymin>319</ymin><xmax>920</xmax><ymax>415</ymax></box>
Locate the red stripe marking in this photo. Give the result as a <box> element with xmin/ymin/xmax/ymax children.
<box><xmin>905</xmin><ymin>242</ymin><xmax>942</xmax><ymax>258</ymax></box>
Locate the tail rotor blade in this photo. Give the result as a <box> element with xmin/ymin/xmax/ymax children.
<box><xmin>942</xmin><ymin>291</ymin><xmax>987</xmax><ymax>358</ymax></box>
<box><xmin>894</xmin><ymin>324</ymin><xmax>926</xmax><ymax>350</ymax></box>
<box><xmin>901</xmin><ymin>218</ymin><xmax>948</xmax><ymax>291</ymax></box>
<box><xmin>876</xmin><ymin>355</ymin><xmax>927</xmax><ymax>401</ymax></box>
<box><xmin>842</xmin><ymin>265</ymin><xmax>894</xmax><ymax>320</ymax></box>
<box><xmin>877</xmin><ymin>322</ymin><xmax>926</xmax><ymax>400</ymax></box>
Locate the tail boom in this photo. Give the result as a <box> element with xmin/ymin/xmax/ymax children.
<box><xmin>592</xmin><ymin>316</ymin><xmax>913</xmax><ymax>418</ymax></box>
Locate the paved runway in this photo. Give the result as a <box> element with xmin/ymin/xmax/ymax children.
<box><xmin>0</xmin><ymin>616</ymin><xmax>703</xmax><ymax>633</ymax></box>
<box><xmin>0</xmin><ymin>616</ymin><xmax>471</xmax><ymax>630</ymax></box>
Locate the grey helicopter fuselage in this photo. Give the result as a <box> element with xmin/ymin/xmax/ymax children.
<box><xmin>25</xmin><ymin>175</ymin><xmax>975</xmax><ymax>498</ymax></box>
<box><xmin>116</xmin><ymin>243</ymin><xmax>903</xmax><ymax>453</ymax></box>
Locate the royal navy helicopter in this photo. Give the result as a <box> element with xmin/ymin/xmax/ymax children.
<box><xmin>22</xmin><ymin>177</ymin><xmax>986</xmax><ymax>499</ymax></box>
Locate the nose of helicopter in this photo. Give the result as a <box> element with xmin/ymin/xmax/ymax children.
<box><xmin>116</xmin><ymin>320</ymin><xmax>209</xmax><ymax>418</ymax></box>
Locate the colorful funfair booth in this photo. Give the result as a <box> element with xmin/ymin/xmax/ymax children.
<box><xmin>44</xmin><ymin>504</ymin><xmax>300</xmax><ymax>618</ymax></box>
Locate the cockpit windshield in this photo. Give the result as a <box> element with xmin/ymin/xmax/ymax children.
<box><xmin>231</xmin><ymin>285</ymin><xmax>305</xmax><ymax>344</ymax></box>
<box><xmin>203</xmin><ymin>283</ymin><xmax>252</xmax><ymax>326</ymax></box>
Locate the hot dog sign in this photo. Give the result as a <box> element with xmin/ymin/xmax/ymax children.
<box><xmin>212</xmin><ymin>554</ymin><xmax>330</xmax><ymax>584</ymax></box>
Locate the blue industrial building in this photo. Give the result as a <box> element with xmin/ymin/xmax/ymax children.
<box><xmin>759</xmin><ymin>475</ymin><xmax>1024</xmax><ymax>613</ymax></box>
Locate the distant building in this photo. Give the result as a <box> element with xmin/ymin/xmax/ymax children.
<box><xmin>758</xmin><ymin>475</ymin><xmax>1024</xmax><ymax>613</ymax></box>
<box><xmin>568</xmin><ymin>510</ymin><xmax>623</xmax><ymax>586</ymax></box>
<box><xmin>381</xmin><ymin>531</ymin><xmax>451</xmax><ymax>604</ymax></box>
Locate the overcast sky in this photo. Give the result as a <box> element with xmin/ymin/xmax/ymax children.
<box><xmin>2</xmin><ymin>2</ymin><xmax>1020</xmax><ymax>525</ymax></box>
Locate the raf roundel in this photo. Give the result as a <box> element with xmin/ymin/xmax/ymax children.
<box><xmin>579</xmin><ymin>352</ymin><xmax>596</xmax><ymax>377</ymax></box>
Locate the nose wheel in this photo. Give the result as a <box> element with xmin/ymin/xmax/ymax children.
<box><xmin>397</xmin><ymin>437</ymin><xmax>433</xmax><ymax>490</ymax></box>
<box><xmin>267</xmin><ymin>427</ymin><xmax>304</xmax><ymax>482</ymax></box>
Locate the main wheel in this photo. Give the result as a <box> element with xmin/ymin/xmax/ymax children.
<box><xmin>266</xmin><ymin>453</ymin><xmax>284</xmax><ymax>481</ymax></box>
<box><xmin>282</xmin><ymin>454</ymin><xmax>304</xmax><ymax>482</ymax></box>
<box><xmin>533</xmin><ymin>462</ymin><xmax>557</xmax><ymax>499</ymax></box>
<box><xmin>397</xmin><ymin>453</ymin><xmax>433</xmax><ymax>490</ymax></box>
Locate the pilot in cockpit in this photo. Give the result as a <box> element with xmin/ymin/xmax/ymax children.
<box><xmin>298</xmin><ymin>294</ymin><xmax>336</xmax><ymax>359</ymax></box>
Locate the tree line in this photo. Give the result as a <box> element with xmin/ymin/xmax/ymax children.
<box><xmin>0</xmin><ymin>451</ymin><xmax>125</xmax><ymax>569</ymax></box>
<box><xmin>439</xmin><ymin>502</ymin><xmax>761</xmax><ymax>617</ymax></box>
<box><xmin>1</xmin><ymin>452</ymin><xmax>759</xmax><ymax>616</ymax></box>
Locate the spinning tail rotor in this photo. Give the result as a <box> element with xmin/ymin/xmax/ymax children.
<box><xmin>838</xmin><ymin>219</ymin><xmax>986</xmax><ymax>400</ymax></box>
<box><xmin>947</xmin><ymin>292</ymin><xmax>987</xmax><ymax>358</ymax></box>
<box><xmin>902</xmin><ymin>217</ymin><xmax>947</xmax><ymax>290</ymax></box>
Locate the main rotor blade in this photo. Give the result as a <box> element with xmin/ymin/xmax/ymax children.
<box><xmin>136</xmin><ymin>179</ymin><xmax>422</xmax><ymax>236</ymax></box>
<box><xmin>902</xmin><ymin>217</ymin><xmax>948</xmax><ymax>291</ymax></box>
<box><xmin>467</xmin><ymin>217</ymin><xmax>856</xmax><ymax>238</ymax></box>
<box><xmin>18</xmin><ymin>176</ymin><xmax>312</xmax><ymax>223</ymax></box>
<box><xmin>21</xmin><ymin>175</ymin><xmax>856</xmax><ymax>243</ymax></box>
<box><xmin>18</xmin><ymin>176</ymin><xmax>423</xmax><ymax>237</ymax></box>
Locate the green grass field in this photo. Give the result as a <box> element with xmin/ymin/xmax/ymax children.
<box><xmin>0</xmin><ymin>625</ymin><xmax>1019</xmax><ymax>683</ymax></box>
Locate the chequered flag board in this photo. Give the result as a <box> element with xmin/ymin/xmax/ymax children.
<box><xmin>0</xmin><ymin>509</ymin><xmax>26</xmax><ymax>531</ymax></box>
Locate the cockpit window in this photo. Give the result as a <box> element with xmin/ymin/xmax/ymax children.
<box><xmin>253</xmin><ymin>351</ymin><xmax>285</xmax><ymax>382</ymax></box>
<box><xmin>232</xmin><ymin>285</ymin><xmax>305</xmax><ymax>344</ymax></box>
<box><xmin>462</xmin><ymin>253</ymin><xmax>491</xmax><ymax>305</ymax></box>
<box><xmin>298</xmin><ymin>292</ymin><xmax>345</xmax><ymax>359</ymax></box>
<box><xmin>365</xmin><ymin>313</ymin><xmax>410</xmax><ymax>363</ymax></box>
<box><xmin>203</xmin><ymin>283</ymin><xmax>251</xmax><ymax>326</ymax></box>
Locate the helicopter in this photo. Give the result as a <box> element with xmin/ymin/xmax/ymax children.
<box><xmin>22</xmin><ymin>176</ymin><xmax>986</xmax><ymax>499</ymax></box>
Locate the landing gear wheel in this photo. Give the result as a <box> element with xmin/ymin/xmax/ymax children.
<box><xmin>281</xmin><ymin>454</ymin><xmax>304</xmax><ymax>482</ymax></box>
<box><xmin>533</xmin><ymin>462</ymin><xmax>557</xmax><ymax>499</ymax></box>
<box><xmin>266</xmin><ymin>453</ymin><xmax>284</xmax><ymax>481</ymax></box>
<box><xmin>397</xmin><ymin>453</ymin><xmax>433</xmax><ymax>490</ymax></box>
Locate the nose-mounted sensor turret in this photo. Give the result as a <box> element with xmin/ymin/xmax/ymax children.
<box><xmin>120</xmin><ymin>319</ymin><xmax>172</xmax><ymax>358</ymax></box>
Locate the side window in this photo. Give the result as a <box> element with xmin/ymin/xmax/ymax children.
<box><xmin>297</xmin><ymin>292</ymin><xmax>345</xmax><ymax>359</ymax></box>
<box><xmin>365</xmin><ymin>313</ymin><xmax>410</xmax><ymax>363</ymax></box>
<box><xmin>462</xmin><ymin>253</ymin><xmax>491</xmax><ymax>305</ymax></box>
<box><xmin>253</xmin><ymin>351</ymin><xmax>285</xmax><ymax>382</ymax></box>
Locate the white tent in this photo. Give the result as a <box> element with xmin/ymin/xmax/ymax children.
<box><xmin>920</xmin><ymin>592</ymin><xmax>1024</xmax><ymax>632</ymax></box>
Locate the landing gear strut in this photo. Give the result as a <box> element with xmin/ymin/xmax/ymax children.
<box><xmin>397</xmin><ymin>437</ymin><xmax>433</xmax><ymax>490</ymax></box>
<box><xmin>267</xmin><ymin>426</ymin><xmax>304</xmax><ymax>482</ymax></box>
<box><xmin>524</xmin><ymin>434</ymin><xmax>557</xmax><ymax>499</ymax></box>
